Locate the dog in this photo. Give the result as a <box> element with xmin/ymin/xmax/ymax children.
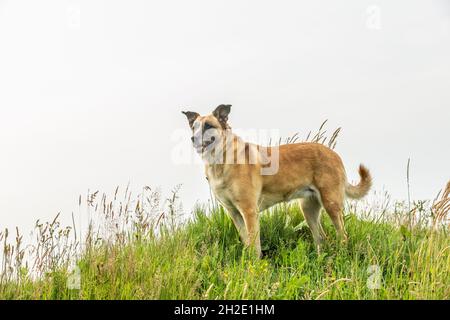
<box><xmin>182</xmin><ymin>104</ymin><xmax>372</xmax><ymax>257</ymax></box>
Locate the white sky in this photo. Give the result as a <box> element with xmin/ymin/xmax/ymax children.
<box><xmin>0</xmin><ymin>0</ymin><xmax>449</xmax><ymax>232</ymax></box>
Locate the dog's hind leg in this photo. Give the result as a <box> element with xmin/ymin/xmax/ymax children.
<box><xmin>319</xmin><ymin>188</ymin><xmax>348</xmax><ymax>242</ymax></box>
<box><xmin>301</xmin><ymin>196</ymin><xmax>326</xmax><ymax>252</ymax></box>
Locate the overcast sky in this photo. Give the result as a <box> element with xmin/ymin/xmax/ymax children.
<box><xmin>0</xmin><ymin>0</ymin><xmax>449</xmax><ymax>232</ymax></box>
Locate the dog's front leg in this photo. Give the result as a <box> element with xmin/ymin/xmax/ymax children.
<box><xmin>224</xmin><ymin>206</ymin><xmax>248</xmax><ymax>244</ymax></box>
<box><xmin>239</xmin><ymin>206</ymin><xmax>261</xmax><ymax>258</ymax></box>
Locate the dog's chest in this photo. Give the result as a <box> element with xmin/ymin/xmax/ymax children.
<box><xmin>205</xmin><ymin>167</ymin><xmax>229</xmax><ymax>199</ymax></box>
<box><xmin>206</xmin><ymin>174</ymin><xmax>225</xmax><ymax>194</ymax></box>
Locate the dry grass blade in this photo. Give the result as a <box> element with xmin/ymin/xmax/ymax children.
<box><xmin>432</xmin><ymin>181</ymin><xmax>450</xmax><ymax>228</ymax></box>
<box><xmin>282</xmin><ymin>119</ymin><xmax>341</xmax><ymax>150</ymax></box>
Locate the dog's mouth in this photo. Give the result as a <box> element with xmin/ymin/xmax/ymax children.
<box><xmin>194</xmin><ymin>137</ymin><xmax>216</xmax><ymax>153</ymax></box>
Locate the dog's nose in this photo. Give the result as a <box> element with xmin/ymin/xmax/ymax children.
<box><xmin>191</xmin><ymin>136</ymin><xmax>195</xmax><ymax>143</ymax></box>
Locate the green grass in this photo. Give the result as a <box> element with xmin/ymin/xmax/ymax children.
<box><xmin>1</xmin><ymin>201</ymin><xmax>449</xmax><ymax>300</ymax></box>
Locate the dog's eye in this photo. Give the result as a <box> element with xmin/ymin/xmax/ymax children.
<box><xmin>204</xmin><ymin>123</ymin><xmax>214</xmax><ymax>131</ymax></box>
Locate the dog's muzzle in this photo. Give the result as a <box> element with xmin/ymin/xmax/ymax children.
<box><xmin>192</xmin><ymin>136</ymin><xmax>216</xmax><ymax>152</ymax></box>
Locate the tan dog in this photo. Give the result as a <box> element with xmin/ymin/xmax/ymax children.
<box><xmin>182</xmin><ymin>105</ymin><xmax>372</xmax><ymax>257</ymax></box>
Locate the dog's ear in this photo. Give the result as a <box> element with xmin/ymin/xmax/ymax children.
<box><xmin>212</xmin><ymin>104</ymin><xmax>231</xmax><ymax>128</ymax></box>
<box><xmin>182</xmin><ymin>111</ymin><xmax>200</xmax><ymax>129</ymax></box>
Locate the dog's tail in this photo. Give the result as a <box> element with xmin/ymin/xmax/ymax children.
<box><xmin>345</xmin><ymin>164</ymin><xmax>372</xmax><ymax>199</ymax></box>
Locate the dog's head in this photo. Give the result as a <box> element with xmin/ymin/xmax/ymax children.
<box><xmin>181</xmin><ymin>104</ymin><xmax>231</xmax><ymax>154</ymax></box>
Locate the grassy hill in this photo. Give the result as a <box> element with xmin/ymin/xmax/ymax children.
<box><xmin>1</xmin><ymin>186</ymin><xmax>449</xmax><ymax>300</ymax></box>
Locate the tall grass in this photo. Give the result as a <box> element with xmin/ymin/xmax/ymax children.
<box><xmin>0</xmin><ymin>181</ymin><xmax>448</xmax><ymax>300</ymax></box>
